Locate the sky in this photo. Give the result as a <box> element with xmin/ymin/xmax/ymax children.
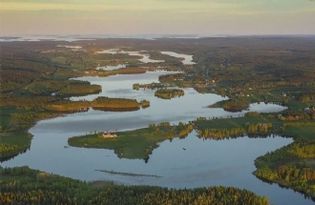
<box><xmin>0</xmin><ymin>0</ymin><xmax>315</xmax><ymax>36</ymax></box>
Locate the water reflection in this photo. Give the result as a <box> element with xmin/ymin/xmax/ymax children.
<box><xmin>2</xmin><ymin>71</ymin><xmax>312</xmax><ymax>205</ymax></box>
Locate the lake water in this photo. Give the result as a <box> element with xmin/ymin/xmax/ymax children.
<box><xmin>96</xmin><ymin>64</ymin><xmax>127</xmax><ymax>71</ymax></box>
<box><xmin>161</xmin><ymin>51</ymin><xmax>196</xmax><ymax>65</ymax></box>
<box><xmin>57</xmin><ymin>45</ymin><xmax>82</xmax><ymax>49</ymax></box>
<box><xmin>96</xmin><ymin>49</ymin><xmax>165</xmax><ymax>63</ymax></box>
<box><xmin>95</xmin><ymin>49</ymin><xmax>196</xmax><ymax>65</ymax></box>
<box><xmin>2</xmin><ymin>71</ymin><xmax>313</xmax><ymax>205</ymax></box>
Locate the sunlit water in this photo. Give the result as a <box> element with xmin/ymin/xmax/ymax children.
<box><xmin>2</xmin><ymin>71</ymin><xmax>313</xmax><ymax>205</ymax></box>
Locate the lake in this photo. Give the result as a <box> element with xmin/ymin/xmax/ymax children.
<box><xmin>96</xmin><ymin>64</ymin><xmax>127</xmax><ymax>71</ymax></box>
<box><xmin>161</xmin><ymin>51</ymin><xmax>196</xmax><ymax>65</ymax></box>
<box><xmin>2</xmin><ymin>71</ymin><xmax>313</xmax><ymax>205</ymax></box>
<box><xmin>96</xmin><ymin>49</ymin><xmax>165</xmax><ymax>63</ymax></box>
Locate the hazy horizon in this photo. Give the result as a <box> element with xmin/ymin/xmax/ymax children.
<box><xmin>1</xmin><ymin>0</ymin><xmax>315</xmax><ymax>36</ymax></box>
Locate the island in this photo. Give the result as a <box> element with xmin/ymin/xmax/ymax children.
<box><xmin>91</xmin><ymin>97</ymin><xmax>149</xmax><ymax>111</ymax></box>
<box><xmin>44</xmin><ymin>97</ymin><xmax>150</xmax><ymax>113</ymax></box>
<box><xmin>68</xmin><ymin>109</ymin><xmax>315</xmax><ymax>199</ymax></box>
<box><xmin>133</xmin><ymin>82</ymin><xmax>167</xmax><ymax>90</ymax></box>
<box><xmin>68</xmin><ymin>122</ymin><xmax>193</xmax><ymax>160</ymax></box>
<box><xmin>154</xmin><ymin>88</ymin><xmax>184</xmax><ymax>99</ymax></box>
<box><xmin>209</xmin><ymin>98</ymin><xmax>250</xmax><ymax>112</ymax></box>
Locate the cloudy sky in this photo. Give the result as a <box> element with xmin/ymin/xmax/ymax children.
<box><xmin>1</xmin><ymin>0</ymin><xmax>315</xmax><ymax>36</ymax></box>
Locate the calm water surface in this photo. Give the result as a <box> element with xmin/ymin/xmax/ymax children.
<box><xmin>161</xmin><ymin>51</ymin><xmax>196</xmax><ymax>65</ymax></box>
<box><xmin>2</xmin><ymin>71</ymin><xmax>313</xmax><ymax>205</ymax></box>
<box><xmin>96</xmin><ymin>64</ymin><xmax>127</xmax><ymax>71</ymax></box>
<box><xmin>96</xmin><ymin>49</ymin><xmax>165</xmax><ymax>63</ymax></box>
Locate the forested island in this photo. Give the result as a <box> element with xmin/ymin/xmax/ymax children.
<box><xmin>68</xmin><ymin>122</ymin><xmax>193</xmax><ymax>160</ymax></box>
<box><xmin>133</xmin><ymin>82</ymin><xmax>167</xmax><ymax>90</ymax></box>
<box><xmin>91</xmin><ymin>97</ymin><xmax>149</xmax><ymax>111</ymax></box>
<box><xmin>45</xmin><ymin>97</ymin><xmax>150</xmax><ymax>113</ymax></box>
<box><xmin>209</xmin><ymin>98</ymin><xmax>250</xmax><ymax>112</ymax></box>
<box><xmin>67</xmin><ymin>111</ymin><xmax>315</xmax><ymax>199</ymax></box>
<box><xmin>154</xmin><ymin>88</ymin><xmax>184</xmax><ymax>99</ymax></box>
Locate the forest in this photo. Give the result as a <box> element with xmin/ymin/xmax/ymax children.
<box><xmin>0</xmin><ymin>166</ymin><xmax>270</xmax><ymax>205</ymax></box>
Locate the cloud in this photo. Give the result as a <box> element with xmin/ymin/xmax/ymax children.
<box><xmin>0</xmin><ymin>1</ymin><xmax>238</xmax><ymax>13</ymax></box>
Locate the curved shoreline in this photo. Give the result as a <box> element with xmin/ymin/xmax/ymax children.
<box><xmin>2</xmin><ymin>71</ymin><xmax>313</xmax><ymax>205</ymax></box>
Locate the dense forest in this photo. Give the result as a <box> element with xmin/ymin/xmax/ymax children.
<box><xmin>0</xmin><ymin>166</ymin><xmax>270</xmax><ymax>205</ymax></box>
<box><xmin>194</xmin><ymin>112</ymin><xmax>275</xmax><ymax>139</ymax></box>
